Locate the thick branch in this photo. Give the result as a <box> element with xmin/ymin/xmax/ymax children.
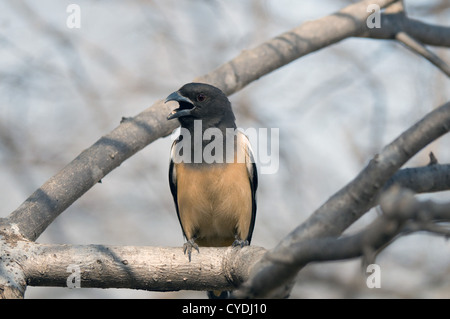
<box><xmin>17</xmin><ymin>244</ymin><xmax>265</xmax><ymax>292</ymax></box>
<box><xmin>0</xmin><ymin>227</ymin><xmax>27</xmax><ymax>299</ymax></box>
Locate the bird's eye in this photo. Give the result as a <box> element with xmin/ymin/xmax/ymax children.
<box><xmin>197</xmin><ymin>93</ymin><xmax>206</xmax><ymax>102</ymax></box>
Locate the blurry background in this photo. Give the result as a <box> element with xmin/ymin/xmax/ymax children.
<box><xmin>0</xmin><ymin>0</ymin><xmax>449</xmax><ymax>298</ymax></box>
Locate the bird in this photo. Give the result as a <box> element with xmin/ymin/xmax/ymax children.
<box><xmin>165</xmin><ymin>82</ymin><xmax>258</xmax><ymax>298</ymax></box>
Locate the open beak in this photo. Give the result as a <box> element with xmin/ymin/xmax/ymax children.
<box><xmin>165</xmin><ymin>91</ymin><xmax>195</xmax><ymax>120</ymax></box>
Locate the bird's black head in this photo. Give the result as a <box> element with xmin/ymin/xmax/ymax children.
<box><xmin>165</xmin><ymin>83</ymin><xmax>236</xmax><ymax>131</ymax></box>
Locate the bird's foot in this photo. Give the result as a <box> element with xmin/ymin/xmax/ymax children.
<box><xmin>232</xmin><ymin>238</ymin><xmax>249</xmax><ymax>248</ymax></box>
<box><xmin>183</xmin><ymin>239</ymin><xmax>199</xmax><ymax>262</ymax></box>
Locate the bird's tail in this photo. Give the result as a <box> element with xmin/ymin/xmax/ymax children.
<box><xmin>207</xmin><ymin>290</ymin><xmax>231</xmax><ymax>299</ymax></box>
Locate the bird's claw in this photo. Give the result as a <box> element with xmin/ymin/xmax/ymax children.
<box><xmin>183</xmin><ymin>239</ymin><xmax>199</xmax><ymax>262</ymax></box>
<box><xmin>232</xmin><ymin>239</ymin><xmax>249</xmax><ymax>248</ymax></box>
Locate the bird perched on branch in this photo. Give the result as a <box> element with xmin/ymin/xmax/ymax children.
<box><xmin>166</xmin><ymin>82</ymin><xmax>258</xmax><ymax>299</ymax></box>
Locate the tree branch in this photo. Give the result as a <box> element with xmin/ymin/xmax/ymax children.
<box><xmin>361</xmin><ymin>6</ymin><xmax>450</xmax><ymax>77</ymax></box>
<box><xmin>395</xmin><ymin>31</ymin><xmax>450</xmax><ymax>77</ymax></box>
<box><xmin>11</xmin><ymin>242</ymin><xmax>266</xmax><ymax>293</ymax></box>
<box><xmin>362</xmin><ymin>12</ymin><xmax>450</xmax><ymax>47</ymax></box>
<box><xmin>234</xmin><ymin>100</ymin><xmax>450</xmax><ymax>298</ymax></box>
<box><xmin>258</xmin><ymin>187</ymin><xmax>450</xmax><ymax>273</ymax></box>
<box><xmin>385</xmin><ymin>163</ymin><xmax>450</xmax><ymax>194</ymax></box>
